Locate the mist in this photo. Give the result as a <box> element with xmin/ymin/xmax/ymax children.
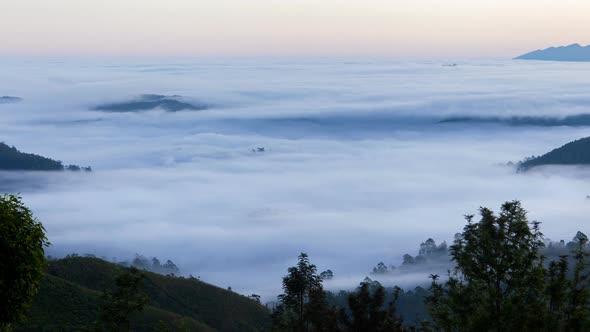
<box><xmin>2</xmin><ymin>57</ymin><xmax>590</xmax><ymax>299</ymax></box>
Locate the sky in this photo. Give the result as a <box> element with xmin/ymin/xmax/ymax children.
<box><xmin>2</xmin><ymin>0</ymin><xmax>590</xmax><ymax>57</ymax></box>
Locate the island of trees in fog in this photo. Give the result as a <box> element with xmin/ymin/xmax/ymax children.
<box><xmin>92</xmin><ymin>94</ymin><xmax>207</xmax><ymax>113</ymax></box>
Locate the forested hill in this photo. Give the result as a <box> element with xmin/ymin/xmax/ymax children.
<box><xmin>15</xmin><ymin>257</ymin><xmax>271</xmax><ymax>332</ymax></box>
<box><xmin>0</xmin><ymin>142</ymin><xmax>90</xmax><ymax>171</ymax></box>
<box><xmin>519</xmin><ymin>136</ymin><xmax>590</xmax><ymax>171</ymax></box>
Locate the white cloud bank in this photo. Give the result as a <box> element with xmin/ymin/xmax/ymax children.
<box><xmin>1</xmin><ymin>58</ymin><xmax>590</xmax><ymax>298</ymax></box>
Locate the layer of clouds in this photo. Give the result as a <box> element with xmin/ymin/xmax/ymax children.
<box><xmin>1</xmin><ymin>58</ymin><xmax>590</xmax><ymax>299</ymax></box>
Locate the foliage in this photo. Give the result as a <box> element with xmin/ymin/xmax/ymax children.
<box><xmin>272</xmin><ymin>253</ymin><xmax>339</xmax><ymax>332</ymax></box>
<box><xmin>342</xmin><ymin>282</ymin><xmax>404</xmax><ymax>332</ymax></box>
<box><xmin>0</xmin><ymin>194</ymin><xmax>49</xmax><ymax>331</ymax></box>
<box><xmin>320</xmin><ymin>270</ymin><xmax>334</xmax><ymax>281</ymax></box>
<box><xmin>428</xmin><ymin>201</ymin><xmax>547</xmax><ymax>331</ymax></box>
<box><xmin>371</xmin><ymin>262</ymin><xmax>392</xmax><ymax>275</ymax></box>
<box><xmin>427</xmin><ymin>200</ymin><xmax>590</xmax><ymax>331</ymax></box>
<box><xmin>273</xmin><ymin>254</ymin><xmax>410</xmax><ymax>332</ymax></box>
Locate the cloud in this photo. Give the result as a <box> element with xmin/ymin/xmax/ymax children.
<box><xmin>1</xmin><ymin>58</ymin><xmax>590</xmax><ymax>299</ymax></box>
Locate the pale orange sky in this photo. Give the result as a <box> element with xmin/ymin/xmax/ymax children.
<box><xmin>1</xmin><ymin>0</ymin><xmax>589</xmax><ymax>57</ymax></box>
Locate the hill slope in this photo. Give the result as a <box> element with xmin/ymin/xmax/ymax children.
<box><xmin>514</xmin><ymin>43</ymin><xmax>590</xmax><ymax>62</ymax></box>
<box><xmin>16</xmin><ymin>274</ymin><xmax>215</xmax><ymax>332</ymax></box>
<box><xmin>16</xmin><ymin>257</ymin><xmax>270</xmax><ymax>332</ymax></box>
<box><xmin>519</xmin><ymin>136</ymin><xmax>590</xmax><ymax>171</ymax></box>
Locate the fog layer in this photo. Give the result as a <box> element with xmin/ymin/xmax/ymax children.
<box><xmin>2</xmin><ymin>58</ymin><xmax>590</xmax><ymax>298</ymax></box>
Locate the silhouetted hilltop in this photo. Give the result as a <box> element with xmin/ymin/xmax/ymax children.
<box><xmin>93</xmin><ymin>94</ymin><xmax>207</xmax><ymax>112</ymax></box>
<box><xmin>515</xmin><ymin>43</ymin><xmax>590</xmax><ymax>62</ymax></box>
<box><xmin>0</xmin><ymin>142</ymin><xmax>91</xmax><ymax>171</ymax></box>
<box><xmin>519</xmin><ymin>136</ymin><xmax>590</xmax><ymax>170</ymax></box>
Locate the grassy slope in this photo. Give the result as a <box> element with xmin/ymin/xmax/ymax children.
<box><xmin>16</xmin><ymin>257</ymin><xmax>270</xmax><ymax>332</ymax></box>
<box><xmin>16</xmin><ymin>274</ymin><xmax>215</xmax><ymax>332</ymax></box>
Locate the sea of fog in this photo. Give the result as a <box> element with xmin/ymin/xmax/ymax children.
<box><xmin>2</xmin><ymin>57</ymin><xmax>590</xmax><ymax>299</ymax></box>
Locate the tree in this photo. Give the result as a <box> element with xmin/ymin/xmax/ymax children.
<box><xmin>343</xmin><ymin>282</ymin><xmax>404</xmax><ymax>332</ymax></box>
<box><xmin>427</xmin><ymin>201</ymin><xmax>547</xmax><ymax>331</ymax></box>
<box><xmin>320</xmin><ymin>270</ymin><xmax>334</xmax><ymax>280</ymax></box>
<box><xmin>0</xmin><ymin>194</ymin><xmax>49</xmax><ymax>331</ymax></box>
<box><xmin>131</xmin><ymin>254</ymin><xmax>149</xmax><ymax>270</ymax></box>
<box><xmin>98</xmin><ymin>267</ymin><xmax>149</xmax><ymax>332</ymax></box>
<box><xmin>151</xmin><ymin>257</ymin><xmax>162</xmax><ymax>272</ymax></box>
<box><xmin>567</xmin><ymin>231</ymin><xmax>589</xmax><ymax>250</ymax></box>
<box><xmin>546</xmin><ymin>255</ymin><xmax>569</xmax><ymax>330</ymax></box>
<box><xmin>249</xmin><ymin>294</ymin><xmax>262</xmax><ymax>304</ymax></box>
<box><xmin>401</xmin><ymin>255</ymin><xmax>415</xmax><ymax>266</ymax></box>
<box><xmin>162</xmin><ymin>260</ymin><xmax>179</xmax><ymax>275</ymax></box>
<box><xmin>273</xmin><ymin>253</ymin><xmax>338</xmax><ymax>332</ymax></box>
<box><xmin>372</xmin><ymin>263</ymin><xmax>389</xmax><ymax>275</ymax></box>
<box><xmin>418</xmin><ymin>239</ymin><xmax>437</xmax><ymax>257</ymax></box>
<box><xmin>563</xmin><ymin>236</ymin><xmax>590</xmax><ymax>331</ymax></box>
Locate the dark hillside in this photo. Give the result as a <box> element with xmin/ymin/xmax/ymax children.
<box><xmin>36</xmin><ymin>257</ymin><xmax>270</xmax><ymax>332</ymax></box>
<box><xmin>15</xmin><ymin>274</ymin><xmax>214</xmax><ymax>332</ymax></box>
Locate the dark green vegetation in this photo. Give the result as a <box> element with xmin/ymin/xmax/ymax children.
<box><xmin>518</xmin><ymin>136</ymin><xmax>590</xmax><ymax>170</ymax></box>
<box><xmin>272</xmin><ymin>253</ymin><xmax>405</xmax><ymax>332</ymax></box>
<box><xmin>328</xmin><ymin>283</ymin><xmax>429</xmax><ymax>329</ymax></box>
<box><xmin>15</xmin><ymin>256</ymin><xmax>270</xmax><ymax>332</ymax></box>
<box><xmin>0</xmin><ymin>143</ymin><xmax>91</xmax><ymax>172</ymax></box>
<box><xmin>0</xmin><ymin>195</ymin><xmax>49</xmax><ymax>331</ymax></box>
<box><xmin>0</xmin><ymin>96</ymin><xmax>22</xmax><ymax>104</ymax></box>
<box><xmin>427</xmin><ymin>201</ymin><xmax>590</xmax><ymax>331</ymax></box>
<box><xmin>272</xmin><ymin>201</ymin><xmax>590</xmax><ymax>332</ymax></box>
<box><xmin>93</xmin><ymin>94</ymin><xmax>207</xmax><ymax>112</ymax></box>
<box><xmin>8</xmin><ymin>195</ymin><xmax>590</xmax><ymax>331</ymax></box>
<box><xmin>439</xmin><ymin>114</ymin><xmax>590</xmax><ymax>127</ymax></box>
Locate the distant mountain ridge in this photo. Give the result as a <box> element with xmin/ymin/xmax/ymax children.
<box><xmin>515</xmin><ymin>43</ymin><xmax>590</xmax><ymax>62</ymax></box>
